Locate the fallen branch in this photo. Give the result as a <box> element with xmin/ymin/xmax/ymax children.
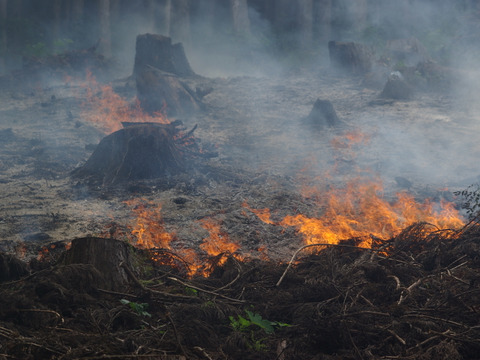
<box><xmin>276</xmin><ymin>243</ymin><xmax>373</xmax><ymax>287</ymax></box>
<box><xmin>167</xmin><ymin>276</ymin><xmax>245</xmax><ymax>303</ymax></box>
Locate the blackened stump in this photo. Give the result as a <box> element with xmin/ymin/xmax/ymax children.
<box><xmin>304</xmin><ymin>99</ymin><xmax>339</xmax><ymax>128</ymax></box>
<box><xmin>136</xmin><ymin>68</ymin><xmax>201</xmax><ymax>117</ymax></box>
<box><xmin>72</xmin><ymin>124</ymin><xmax>185</xmax><ymax>185</ymax></box>
<box><xmin>133</xmin><ymin>34</ymin><xmax>195</xmax><ymax>77</ymax></box>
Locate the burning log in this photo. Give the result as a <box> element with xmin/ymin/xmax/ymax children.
<box><xmin>72</xmin><ymin>123</ymin><xmax>186</xmax><ymax>185</ymax></box>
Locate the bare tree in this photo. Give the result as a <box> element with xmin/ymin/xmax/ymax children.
<box><xmin>0</xmin><ymin>0</ymin><xmax>6</xmax><ymax>73</ymax></box>
<box><xmin>298</xmin><ymin>0</ymin><xmax>313</xmax><ymax>48</ymax></box>
<box><xmin>170</xmin><ymin>0</ymin><xmax>190</xmax><ymax>44</ymax></box>
<box><xmin>314</xmin><ymin>0</ymin><xmax>332</xmax><ymax>47</ymax></box>
<box><xmin>230</xmin><ymin>0</ymin><xmax>250</xmax><ymax>37</ymax></box>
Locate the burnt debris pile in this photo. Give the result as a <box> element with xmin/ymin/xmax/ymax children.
<box><xmin>1</xmin><ymin>223</ymin><xmax>480</xmax><ymax>359</ymax></box>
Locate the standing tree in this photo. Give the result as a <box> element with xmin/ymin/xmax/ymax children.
<box><xmin>229</xmin><ymin>0</ymin><xmax>250</xmax><ymax>37</ymax></box>
<box><xmin>170</xmin><ymin>0</ymin><xmax>190</xmax><ymax>44</ymax></box>
<box><xmin>98</xmin><ymin>0</ymin><xmax>111</xmax><ymax>57</ymax></box>
<box><xmin>0</xmin><ymin>0</ymin><xmax>6</xmax><ymax>73</ymax></box>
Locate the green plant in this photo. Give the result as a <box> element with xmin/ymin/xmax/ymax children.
<box><xmin>184</xmin><ymin>287</ymin><xmax>198</xmax><ymax>296</ymax></box>
<box><xmin>453</xmin><ymin>184</ymin><xmax>480</xmax><ymax>220</ymax></box>
<box><xmin>229</xmin><ymin>309</ymin><xmax>290</xmax><ymax>351</ymax></box>
<box><xmin>120</xmin><ymin>299</ymin><xmax>151</xmax><ymax>317</ymax></box>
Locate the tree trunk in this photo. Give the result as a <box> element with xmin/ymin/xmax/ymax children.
<box><xmin>298</xmin><ymin>0</ymin><xmax>313</xmax><ymax>48</ymax></box>
<box><xmin>229</xmin><ymin>0</ymin><xmax>250</xmax><ymax>37</ymax></box>
<box><xmin>0</xmin><ymin>0</ymin><xmax>6</xmax><ymax>73</ymax></box>
<box><xmin>170</xmin><ymin>0</ymin><xmax>190</xmax><ymax>44</ymax></box>
<box><xmin>98</xmin><ymin>0</ymin><xmax>111</xmax><ymax>57</ymax></box>
<box><xmin>313</xmin><ymin>0</ymin><xmax>332</xmax><ymax>48</ymax></box>
<box><xmin>52</xmin><ymin>0</ymin><xmax>62</xmax><ymax>48</ymax></box>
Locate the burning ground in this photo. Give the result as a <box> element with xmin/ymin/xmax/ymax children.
<box><xmin>1</xmin><ymin>55</ymin><xmax>480</xmax><ymax>358</ymax></box>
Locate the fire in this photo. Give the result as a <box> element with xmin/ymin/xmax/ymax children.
<box><xmin>247</xmin><ymin>179</ymin><xmax>464</xmax><ymax>249</ymax></box>
<box><xmin>242</xmin><ymin>201</ymin><xmax>275</xmax><ymax>225</ymax></box>
<box><xmin>80</xmin><ymin>71</ymin><xmax>169</xmax><ymax>133</ymax></box>
<box><xmin>199</xmin><ymin>218</ymin><xmax>242</xmax><ymax>260</ymax></box>
<box><xmin>124</xmin><ymin>199</ymin><xmax>243</xmax><ymax>277</ymax></box>
<box><xmin>125</xmin><ymin>199</ymin><xmax>175</xmax><ymax>249</ymax></box>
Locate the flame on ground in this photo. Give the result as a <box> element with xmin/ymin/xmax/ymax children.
<box><xmin>80</xmin><ymin>71</ymin><xmax>169</xmax><ymax>134</ymax></box>
<box><xmin>125</xmin><ymin>199</ymin><xmax>243</xmax><ymax>277</ymax></box>
<box><xmin>246</xmin><ymin>179</ymin><xmax>464</xmax><ymax>249</ymax></box>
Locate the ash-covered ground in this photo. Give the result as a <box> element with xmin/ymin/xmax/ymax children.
<box><xmin>0</xmin><ymin>63</ymin><xmax>479</xmax><ymax>259</ymax></box>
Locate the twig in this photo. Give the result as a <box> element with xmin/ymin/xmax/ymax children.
<box><xmin>18</xmin><ymin>309</ymin><xmax>64</xmax><ymax>325</ymax></box>
<box><xmin>167</xmin><ymin>276</ymin><xmax>245</xmax><ymax>303</ymax></box>
<box><xmin>398</xmin><ymin>278</ymin><xmax>423</xmax><ymax>305</ymax></box>
<box><xmin>119</xmin><ymin>262</ymin><xmax>199</xmax><ymax>302</ymax></box>
<box><xmin>276</xmin><ymin>243</ymin><xmax>372</xmax><ymax>287</ymax></box>
<box><xmin>386</xmin><ymin>329</ymin><xmax>406</xmax><ymax>345</ymax></box>
<box><xmin>166</xmin><ymin>309</ymin><xmax>188</xmax><ymax>358</ymax></box>
<box><xmin>388</xmin><ymin>275</ymin><xmax>401</xmax><ymax>290</ymax></box>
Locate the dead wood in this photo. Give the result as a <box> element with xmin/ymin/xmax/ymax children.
<box><xmin>2</xmin><ymin>226</ymin><xmax>480</xmax><ymax>359</ymax></box>
<box><xmin>71</xmin><ymin>124</ymin><xmax>186</xmax><ymax>185</ymax></box>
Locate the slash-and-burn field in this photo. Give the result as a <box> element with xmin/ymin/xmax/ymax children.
<box><xmin>1</xmin><ymin>56</ymin><xmax>480</xmax><ymax>359</ymax></box>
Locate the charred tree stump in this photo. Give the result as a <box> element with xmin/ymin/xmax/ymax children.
<box><xmin>0</xmin><ymin>253</ymin><xmax>29</xmax><ymax>282</ymax></box>
<box><xmin>328</xmin><ymin>41</ymin><xmax>374</xmax><ymax>74</ymax></box>
<box><xmin>133</xmin><ymin>34</ymin><xmax>201</xmax><ymax>116</ymax></box>
<box><xmin>61</xmin><ymin>237</ymin><xmax>136</xmax><ymax>292</ymax></box>
<box><xmin>133</xmin><ymin>33</ymin><xmax>194</xmax><ymax>77</ymax></box>
<box><xmin>380</xmin><ymin>72</ymin><xmax>414</xmax><ymax>100</ymax></box>
<box><xmin>303</xmin><ymin>98</ymin><xmax>339</xmax><ymax>128</ymax></box>
<box><xmin>72</xmin><ymin>123</ymin><xmax>185</xmax><ymax>185</ymax></box>
<box><xmin>136</xmin><ymin>67</ymin><xmax>201</xmax><ymax>116</ymax></box>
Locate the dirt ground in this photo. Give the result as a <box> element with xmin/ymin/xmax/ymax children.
<box><xmin>1</xmin><ymin>60</ymin><xmax>479</xmax><ymax>259</ymax></box>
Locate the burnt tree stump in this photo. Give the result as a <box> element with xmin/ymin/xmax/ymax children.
<box><xmin>72</xmin><ymin>124</ymin><xmax>185</xmax><ymax>185</ymax></box>
<box><xmin>380</xmin><ymin>72</ymin><xmax>414</xmax><ymax>100</ymax></box>
<box><xmin>328</xmin><ymin>41</ymin><xmax>374</xmax><ymax>74</ymax></box>
<box><xmin>132</xmin><ymin>34</ymin><xmax>201</xmax><ymax>116</ymax></box>
<box><xmin>61</xmin><ymin>237</ymin><xmax>136</xmax><ymax>292</ymax></box>
<box><xmin>303</xmin><ymin>99</ymin><xmax>339</xmax><ymax>128</ymax></box>
<box><xmin>136</xmin><ymin>68</ymin><xmax>201</xmax><ymax>116</ymax></box>
<box><xmin>133</xmin><ymin>33</ymin><xmax>195</xmax><ymax>77</ymax></box>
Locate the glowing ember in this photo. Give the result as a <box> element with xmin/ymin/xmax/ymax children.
<box><xmin>247</xmin><ymin>179</ymin><xmax>464</xmax><ymax>249</ymax></box>
<box><xmin>80</xmin><ymin>72</ymin><xmax>169</xmax><ymax>134</ymax></box>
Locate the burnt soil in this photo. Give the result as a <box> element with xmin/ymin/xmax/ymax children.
<box><xmin>1</xmin><ymin>225</ymin><xmax>480</xmax><ymax>359</ymax></box>
<box><xmin>1</xmin><ymin>55</ymin><xmax>480</xmax><ymax>358</ymax></box>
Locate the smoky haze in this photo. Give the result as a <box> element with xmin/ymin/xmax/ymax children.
<box><xmin>2</xmin><ymin>0</ymin><xmax>480</xmax><ymax>193</ymax></box>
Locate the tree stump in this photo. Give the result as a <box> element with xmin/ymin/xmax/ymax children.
<box><xmin>133</xmin><ymin>33</ymin><xmax>195</xmax><ymax>77</ymax></box>
<box><xmin>328</xmin><ymin>41</ymin><xmax>374</xmax><ymax>74</ymax></box>
<box><xmin>72</xmin><ymin>123</ymin><xmax>185</xmax><ymax>185</ymax></box>
<box><xmin>61</xmin><ymin>237</ymin><xmax>136</xmax><ymax>292</ymax></box>
<box><xmin>136</xmin><ymin>68</ymin><xmax>201</xmax><ymax>117</ymax></box>
<box><xmin>0</xmin><ymin>253</ymin><xmax>29</xmax><ymax>282</ymax></box>
<box><xmin>303</xmin><ymin>98</ymin><xmax>339</xmax><ymax>128</ymax></box>
<box><xmin>380</xmin><ymin>72</ymin><xmax>414</xmax><ymax>100</ymax></box>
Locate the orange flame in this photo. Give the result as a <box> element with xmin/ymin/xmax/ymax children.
<box><xmin>125</xmin><ymin>199</ymin><xmax>175</xmax><ymax>249</ymax></box>
<box><xmin>248</xmin><ymin>179</ymin><xmax>464</xmax><ymax>249</ymax></box>
<box><xmin>199</xmin><ymin>218</ymin><xmax>242</xmax><ymax>259</ymax></box>
<box><xmin>80</xmin><ymin>71</ymin><xmax>169</xmax><ymax>134</ymax></box>
<box><xmin>124</xmin><ymin>199</ymin><xmax>243</xmax><ymax>277</ymax></box>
